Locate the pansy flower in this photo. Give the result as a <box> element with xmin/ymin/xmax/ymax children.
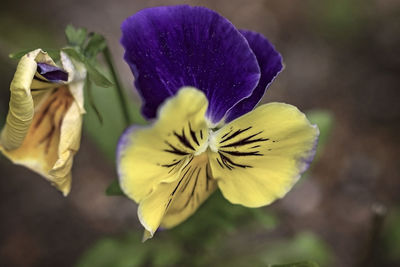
<box><xmin>118</xmin><ymin>5</ymin><xmax>319</xmax><ymax>238</ymax></box>
<box><xmin>0</xmin><ymin>49</ymin><xmax>86</xmax><ymax>196</ymax></box>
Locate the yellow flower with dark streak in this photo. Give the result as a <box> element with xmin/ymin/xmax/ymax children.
<box><xmin>0</xmin><ymin>49</ymin><xmax>86</xmax><ymax>196</ymax></box>
<box><xmin>118</xmin><ymin>6</ymin><xmax>319</xmax><ymax>240</ymax></box>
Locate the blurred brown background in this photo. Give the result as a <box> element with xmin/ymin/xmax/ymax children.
<box><xmin>1</xmin><ymin>0</ymin><xmax>400</xmax><ymax>266</ymax></box>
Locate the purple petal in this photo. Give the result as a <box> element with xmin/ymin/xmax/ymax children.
<box><xmin>37</xmin><ymin>63</ymin><xmax>68</xmax><ymax>82</ymax></box>
<box><xmin>121</xmin><ymin>5</ymin><xmax>260</xmax><ymax>124</ymax></box>
<box><xmin>225</xmin><ymin>30</ymin><xmax>283</xmax><ymax>122</ymax></box>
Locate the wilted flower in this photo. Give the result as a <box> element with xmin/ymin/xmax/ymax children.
<box><xmin>117</xmin><ymin>5</ymin><xmax>319</xmax><ymax>239</ymax></box>
<box><xmin>0</xmin><ymin>49</ymin><xmax>86</xmax><ymax>196</ymax></box>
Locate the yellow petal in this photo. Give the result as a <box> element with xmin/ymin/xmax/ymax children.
<box><xmin>209</xmin><ymin>102</ymin><xmax>319</xmax><ymax>207</ymax></box>
<box><xmin>137</xmin><ymin>152</ymin><xmax>217</xmax><ymax>237</ymax></box>
<box><xmin>117</xmin><ymin>88</ymin><xmax>217</xmax><ymax>236</ymax></box>
<box><xmin>0</xmin><ymin>50</ymin><xmax>86</xmax><ymax>195</ymax></box>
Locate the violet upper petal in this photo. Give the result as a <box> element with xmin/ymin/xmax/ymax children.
<box><xmin>224</xmin><ymin>30</ymin><xmax>283</xmax><ymax>123</ymax></box>
<box><xmin>37</xmin><ymin>63</ymin><xmax>68</xmax><ymax>82</ymax></box>
<box><xmin>121</xmin><ymin>5</ymin><xmax>260</xmax><ymax>124</ymax></box>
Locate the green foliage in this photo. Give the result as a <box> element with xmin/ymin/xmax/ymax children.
<box><xmin>269</xmin><ymin>261</ymin><xmax>319</xmax><ymax>267</ymax></box>
<box><xmin>83</xmin><ymin>79</ymin><xmax>144</xmax><ymax>162</ymax></box>
<box><xmin>76</xmin><ymin>191</ymin><xmax>332</xmax><ymax>267</ymax></box>
<box><xmin>307</xmin><ymin>0</ymin><xmax>368</xmax><ymax>41</ymax></box>
<box><xmin>65</xmin><ymin>25</ymin><xmax>88</xmax><ymax>47</ymax></box>
<box><xmin>76</xmin><ymin>232</ymin><xmax>182</xmax><ymax>267</ymax></box>
<box><xmin>105</xmin><ymin>179</ymin><xmax>124</xmax><ymax>196</ymax></box>
<box><xmin>84</xmin><ymin>33</ymin><xmax>107</xmax><ymax>59</ymax></box>
<box><xmin>382</xmin><ymin>208</ymin><xmax>400</xmax><ymax>261</ymax></box>
<box><xmin>63</xmin><ymin>25</ymin><xmax>113</xmax><ymax>88</ymax></box>
<box><xmin>61</xmin><ymin>46</ymin><xmax>113</xmax><ymax>88</ymax></box>
<box><xmin>306</xmin><ymin>110</ymin><xmax>334</xmax><ymax>158</ymax></box>
<box><xmin>259</xmin><ymin>232</ymin><xmax>332</xmax><ymax>266</ymax></box>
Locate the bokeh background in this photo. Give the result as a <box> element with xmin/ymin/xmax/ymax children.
<box><xmin>1</xmin><ymin>0</ymin><xmax>400</xmax><ymax>266</ymax></box>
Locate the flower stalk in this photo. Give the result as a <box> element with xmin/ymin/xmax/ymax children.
<box><xmin>103</xmin><ymin>47</ymin><xmax>131</xmax><ymax>127</ymax></box>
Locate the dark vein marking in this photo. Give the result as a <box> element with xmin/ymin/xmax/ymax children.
<box><xmin>183</xmin><ymin>167</ymin><xmax>201</xmax><ymax>209</ymax></box>
<box><xmin>164</xmin><ymin>141</ymin><xmax>189</xmax><ymax>156</ymax></box>
<box><xmin>220</xmin><ymin>129</ymin><xmax>233</xmax><ymax>140</ymax></box>
<box><xmin>220</xmin><ymin>126</ymin><xmax>252</xmax><ymax>144</ymax></box>
<box><xmin>220</xmin><ymin>131</ymin><xmax>269</xmax><ymax>148</ymax></box>
<box><xmin>205</xmin><ymin>163</ymin><xmax>212</xmax><ymax>191</ymax></box>
<box><xmin>31</xmin><ymin>88</ymin><xmax>50</xmax><ymax>92</ymax></box>
<box><xmin>219</xmin><ymin>150</ymin><xmax>263</xmax><ymax>156</ymax></box>
<box><xmin>33</xmin><ymin>75</ymin><xmax>50</xmax><ymax>83</ymax></box>
<box><xmin>161</xmin><ymin>159</ymin><xmax>183</xmax><ymax>174</ymax></box>
<box><xmin>182</xmin><ymin>157</ymin><xmax>194</xmax><ymax>171</ymax></box>
<box><xmin>218</xmin><ymin>152</ymin><xmax>252</xmax><ymax>169</ymax></box>
<box><xmin>200</xmin><ymin>130</ymin><xmax>203</xmax><ymax>140</ymax></box>
<box><xmin>217</xmin><ymin>158</ymin><xmax>224</xmax><ymax>168</ymax></box>
<box><xmin>174</xmin><ymin>128</ymin><xmax>195</xmax><ymax>150</ymax></box>
<box><xmin>180</xmin><ymin>166</ymin><xmax>198</xmax><ymax>193</ymax></box>
<box><xmin>188</xmin><ymin>122</ymin><xmax>199</xmax><ymax>146</ymax></box>
<box><xmin>33</xmin><ymin>96</ymin><xmax>58</xmax><ymax>129</ymax></box>
<box><xmin>161</xmin><ymin>160</ymin><xmax>181</xmax><ymax>168</ymax></box>
<box><xmin>170</xmin><ymin>166</ymin><xmax>192</xmax><ymax>198</ymax></box>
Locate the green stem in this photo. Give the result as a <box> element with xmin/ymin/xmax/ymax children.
<box><xmin>103</xmin><ymin>47</ymin><xmax>131</xmax><ymax>127</ymax></box>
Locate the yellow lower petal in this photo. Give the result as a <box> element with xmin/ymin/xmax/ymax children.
<box><xmin>138</xmin><ymin>152</ymin><xmax>217</xmax><ymax>237</ymax></box>
<box><xmin>209</xmin><ymin>102</ymin><xmax>319</xmax><ymax>207</ymax></box>
<box><xmin>117</xmin><ymin>88</ymin><xmax>216</xmax><ymax>236</ymax></box>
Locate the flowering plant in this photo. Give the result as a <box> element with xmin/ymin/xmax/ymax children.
<box><xmin>117</xmin><ymin>5</ymin><xmax>319</xmax><ymax>239</ymax></box>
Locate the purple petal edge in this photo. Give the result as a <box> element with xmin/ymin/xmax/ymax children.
<box><xmin>298</xmin><ymin>124</ymin><xmax>320</xmax><ymax>177</ymax></box>
<box><xmin>116</xmin><ymin>125</ymin><xmax>140</xmax><ymax>181</ymax></box>
<box><xmin>37</xmin><ymin>63</ymin><xmax>68</xmax><ymax>82</ymax></box>
<box><xmin>121</xmin><ymin>5</ymin><xmax>260</xmax><ymax>124</ymax></box>
<box><xmin>225</xmin><ymin>30</ymin><xmax>283</xmax><ymax>122</ymax></box>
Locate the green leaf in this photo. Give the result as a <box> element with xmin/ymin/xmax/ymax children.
<box><xmin>85</xmin><ymin>61</ymin><xmax>113</xmax><ymax>87</ymax></box>
<box><xmin>62</xmin><ymin>47</ymin><xmax>85</xmax><ymax>62</ymax></box>
<box><xmin>86</xmin><ymin>78</ymin><xmax>103</xmax><ymax>124</ymax></box>
<box><xmin>84</xmin><ymin>33</ymin><xmax>107</xmax><ymax>59</ymax></box>
<box><xmin>9</xmin><ymin>49</ymin><xmax>36</xmax><ymax>59</ymax></box>
<box><xmin>9</xmin><ymin>48</ymin><xmax>60</xmax><ymax>61</ymax></box>
<box><xmin>269</xmin><ymin>261</ymin><xmax>319</xmax><ymax>267</ymax></box>
<box><xmin>105</xmin><ymin>179</ymin><xmax>124</xmax><ymax>196</ymax></box>
<box><xmin>65</xmin><ymin>24</ymin><xmax>87</xmax><ymax>47</ymax></box>
<box><xmin>62</xmin><ymin>47</ymin><xmax>113</xmax><ymax>87</ymax></box>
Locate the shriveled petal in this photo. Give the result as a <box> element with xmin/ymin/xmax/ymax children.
<box><xmin>0</xmin><ymin>49</ymin><xmax>54</xmax><ymax>150</ymax></box>
<box><xmin>60</xmin><ymin>51</ymin><xmax>86</xmax><ymax>114</ymax></box>
<box><xmin>121</xmin><ymin>5</ymin><xmax>260</xmax><ymax>124</ymax></box>
<box><xmin>209</xmin><ymin>103</ymin><xmax>319</xmax><ymax>207</ymax></box>
<box><xmin>225</xmin><ymin>30</ymin><xmax>283</xmax><ymax>122</ymax></box>
<box><xmin>49</xmin><ymin>100</ymin><xmax>83</xmax><ymax>195</ymax></box>
<box><xmin>0</xmin><ymin>50</ymin><xmax>86</xmax><ymax>195</ymax></box>
<box><xmin>117</xmin><ymin>88</ymin><xmax>217</xmax><ymax>236</ymax></box>
<box><xmin>1</xmin><ymin>86</ymin><xmax>76</xmax><ymax>195</ymax></box>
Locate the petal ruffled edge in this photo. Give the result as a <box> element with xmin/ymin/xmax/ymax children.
<box><xmin>225</xmin><ymin>30</ymin><xmax>283</xmax><ymax>122</ymax></box>
<box><xmin>121</xmin><ymin>5</ymin><xmax>260</xmax><ymax>124</ymax></box>
<box><xmin>210</xmin><ymin>102</ymin><xmax>319</xmax><ymax>207</ymax></box>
